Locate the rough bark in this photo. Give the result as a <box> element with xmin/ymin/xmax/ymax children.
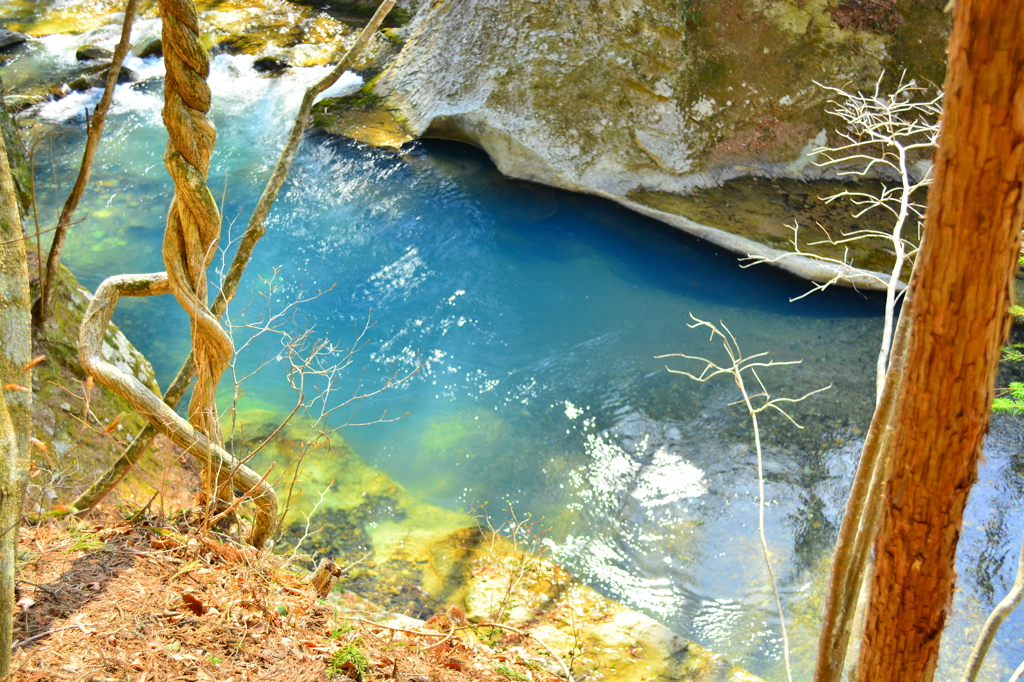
<box><xmin>854</xmin><ymin>0</ymin><xmax>1024</xmax><ymax>679</ymax></box>
<box><xmin>35</xmin><ymin>0</ymin><xmax>137</xmax><ymax>329</ymax></box>
<box><xmin>0</xmin><ymin>104</ymin><xmax>31</xmax><ymax>680</ymax></box>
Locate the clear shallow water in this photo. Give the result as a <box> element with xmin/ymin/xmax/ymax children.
<box><xmin>9</xmin><ymin>13</ymin><xmax>1024</xmax><ymax>680</ymax></box>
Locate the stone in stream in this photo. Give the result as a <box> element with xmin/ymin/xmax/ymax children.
<box><xmin>253</xmin><ymin>56</ymin><xmax>291</xmax><ymax>74</ymax></box>
<box><xmin>76</xmin><ymin>44</ymin><xmax>113</xmax><ymax>61</ymax></box>
<box><xmin>67</xmin><ymin>63</ymin><xmax>139</xmax><ymax>92</ymax></box>
<box><xmin>0</xmin><ymin>29</ymin><xmax>27</xmax><ymax>50</ymax></box>
<box><xmin>2</xmin><ymin>94</ymin><xmax>43</xmax><ymax>114</ymax></box>
<box><xmin>131</xmin><ymin>35</ymin><xmax>162</xmax><ymax>59</ymax></box>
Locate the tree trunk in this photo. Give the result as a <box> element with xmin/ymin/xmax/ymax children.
<box><xmin>855</xmin><ymin>1</ymin><xmax>1024</xmax><ymax>680</ymax></box>
<box><xmin>814</xmin><ymin>287</ymin><xmax>914</xmax><ymax>682</ymax></box>
<box><xmin>0</xmin><ymin>106</ymin><xmax>32</xmax><ymax>680</ymax></box>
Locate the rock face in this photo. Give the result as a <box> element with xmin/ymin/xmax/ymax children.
<box><xmin>23</xmin><ymin>254</ymin><xmax>164</xmax><ymax>513</ymax></box>
<box><xmin>374</xmin><ymin>0</ymin><xmax>949</xmax><ymax>284</ymax></box>
<box><xmin>0</xmin><ymin>98</ymin><xmax>32</xmax><ymax>216</ymax></box>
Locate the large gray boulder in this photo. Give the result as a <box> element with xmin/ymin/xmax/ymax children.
<box><xmin>374</xmin><ymin>0</ymin><xmax>950</xmax><ymax>284</ymax></box>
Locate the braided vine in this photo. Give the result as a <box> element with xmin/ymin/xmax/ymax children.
<box><xmin>159</xmin><ymin>0</ymin><xmax>234</xmax><ymax>506</ymax></box>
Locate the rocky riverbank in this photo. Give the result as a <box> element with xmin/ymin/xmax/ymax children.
<box><xmin>2</xmin><ymin>0</ymin><xmax>951</xmax><ymax>287</ymax></box>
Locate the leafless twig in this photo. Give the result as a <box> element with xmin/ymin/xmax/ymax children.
<box><xmin>659</xmin><ymin>314</ymin><xmax>831</xmax><ymax>682</ymax></box>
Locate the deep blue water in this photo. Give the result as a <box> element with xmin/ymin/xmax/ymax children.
<box><xmin>9</xmin><ymin>16</ymin><xmax>1024</xmax><ymax>680</ymax></box>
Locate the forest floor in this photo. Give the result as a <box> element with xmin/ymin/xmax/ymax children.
<box><xmin>11</xmin><ymin>508</ymin><xmax>562</xmax><ymax>682</ymax></box>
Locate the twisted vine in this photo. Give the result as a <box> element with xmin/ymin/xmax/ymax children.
<box><xmin>75</xmin><ymin>0</ymin><xmax>277</xmax><ymax>545</ymax></box>
<box><xmin>78</xmin><ymin>274</ymin><xmax>276</xmax><ymax>547</ymax></box>
<box><xmin>159</xmin><ymin>0</ymin><xmax>234</xmax><ymax>506</ymax></box>
<box><xmin>71</xmin><ymin>0</ymin><xmax>397</xmax><ymax>523</ymax></box>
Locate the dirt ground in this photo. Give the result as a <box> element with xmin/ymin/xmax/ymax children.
<box><xmin>11</xmin><ymin>510</ymin><xmax>564</xmax><ymax>682</ymax></box>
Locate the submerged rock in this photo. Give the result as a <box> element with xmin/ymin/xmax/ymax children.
<box><xmin>238</xmin><ymin>409</ymin><xmax>763</xmax><ymax>681</ymax></box>
<box><xmin>454</xmin><ymin>534</ymin><xmax>762</xmax><ymax>682</ymax></box>
<box><xmin>374</xmin><ymin>0</ymin><xmax>949</xmax><ymax>286</ymax></box>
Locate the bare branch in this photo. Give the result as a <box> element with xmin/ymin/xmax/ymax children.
<box><xmin>661</xmin><ymin>315</ymin><xmax>830</xmax><ymax>682</ymax></box>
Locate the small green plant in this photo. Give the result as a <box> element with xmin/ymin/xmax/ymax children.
<box><xmin>993</xmin><ymin>382</ymin><xmax>1024</xmax><ymax>415</ymax></box>
<box><xmin>330</xmin><ymin>623</ymin><xmax>355</xmax><ymax>638</ymax></box>
<box><xmin>328</xmin><ymin>642</ymin><xmax>369</xmax><ymax>680</ymax></box>
<box><xmin>993</xmin><ymin>301</ymin><xmax>1024</xmax><ymax>413</ymax></box>
<box><xmin>208</xmin><ymin>655</ymin><xmax>223</xmax><ymax>665</ymax></box>
<box><xmin>1004</xmin><ymin>342</ymin><xmax>1024</xmax><ymax>363</ymax></box>
<box><xmin>70</xmin><ymin>531</ymin><xmax>103</xmax><ymax>553</ymax></box>
<box><xmin>494</xmin><ymin>664</ymin><xmax>528</xmax><ymax>682</ymax></box>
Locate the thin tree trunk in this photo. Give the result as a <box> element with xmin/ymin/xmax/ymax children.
<box><xmin>71</xmin><ymin>0</ymin><xmax>397</xmax><ymax>514</ymax></box>
<box><xmin>35</xmin><ymin>0</ymin><xmax>138</xmax><ymax>329</ymax></box>
<box><xmin>814</xmin><ymin>284</ymin><xmax>913</xmax><ymax>682</ymax></box>
<box><xmin>855</xmin><ymin>1</ymin><xmax>1024</xmax><ymax>679</ymax></box>
<box><xmin>0</xmin><ymin>104</ymin><xmax>32</xmax><ymax>680</ymax></box>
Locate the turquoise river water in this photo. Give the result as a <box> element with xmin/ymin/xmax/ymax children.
<box><xmin>6</xmin><ymin>11</ymin><xmax>1024</xmax><ymax>681</ymax></box>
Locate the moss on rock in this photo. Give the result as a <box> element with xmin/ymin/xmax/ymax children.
<box><xmin>311</xmin><ymin>90</ymin><xmax>414</xmax><ymax>149</ymax></box>
<box><xmin>0</xmin><ymin>95</ymin><xmax>33</xmax><ymax>217</ymax></box>
<box><xmin>25</xmin><ymin>253</ymin><xmax>167</xmax><ymax>513</ymax></box>
<box><xmin>374</xmin><ymin>0</ymin><xmax>949</xmax><ymax>285</ymax></box>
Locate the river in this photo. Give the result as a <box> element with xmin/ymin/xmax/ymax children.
<box><xmin>5</xmin><ymin>4</ymin><xmax>1024</xmax><ymax>679</ymax></box>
